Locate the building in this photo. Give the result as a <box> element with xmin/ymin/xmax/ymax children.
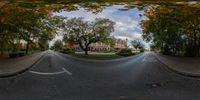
<box><xmin>113</xmin><ymin>39</ymin><xmax>128</xmax><ymax>51</ymax></box>
<box><xmin>66</xmin><ymin>39</ymin><xmax>128</xmax><ymax>52</ymax></box>
<box><xmin>89</xmin><ymin>42</ymin><xmax>111</xmax><ymax>52</ymax></box>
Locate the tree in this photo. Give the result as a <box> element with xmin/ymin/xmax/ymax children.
<box><xmin>38</xmin><ymin>16</ymin><xmax>63</xmax><ymax>51</ymax></box>
<box><xmin>131</xmin><ymin>39</ymin><xmax>144</xmax><ymax>52</ymax></box>
<box><xmin>140</xmin><ymin>4</ymin><xmax>200</xmax><ymax>56</ymax></box>
<box><xmin>0</xmin><ymin>2</ymin><xmax>63</xmax><ymax>54</ymax></box>
<box><xmin>53</xmin><ymin>40</ymin><xmax>63</xmax><ymax>51</ymax></box>
<box><xmin>105</xmin><ymin>36</ymin><xmax>116</xmax><ymax>48</ymax></box>
<box><xmin>63</xmin><ymin>18</ymin><xmax>115</xmax><ymax>55</ymax></box>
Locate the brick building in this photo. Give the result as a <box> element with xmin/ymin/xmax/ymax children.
<box><xmin>66</xmin><ymin>39</ymin><xmax>127</xmax><ymax>52</ymax></box>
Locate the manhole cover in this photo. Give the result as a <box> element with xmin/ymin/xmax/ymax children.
<box><xmin>146</xmin><ymin>83</ymin><xmax>161</xmax><ymax>88</ymax></box>
<box><xmin>118</xmin><ymin>96</ymin><xmax>129</xmax><ymax>100</ymax></box>
<box><xmin>119</xmin><ymin>96</ymin><xmax>127</xmax><ymax>98</ymax></box>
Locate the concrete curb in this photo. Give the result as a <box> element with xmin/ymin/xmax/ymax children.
<box><xmin>153</xmin><ymin>53</ymin><xmax>200</xmax><ymax>78</ymax></box>
<box><xmin>0</xmin><ymin>52</ymin><xmax>46</xmax><ymax>78</ymax></box>
<box><xmin>57</xmin><ymin>51</ymin><xmax>144</xmax><ymax>63</ymax></box>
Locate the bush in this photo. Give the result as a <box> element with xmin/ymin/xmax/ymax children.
<box><xmin>18</xmin><ymin>52</ymin><xmax>25</xmax><ymax>57</ymax></box>
<box><xmin>9</xmin><ymin>53</ymin><xmax>19</xmax><ymax>58</ymax></box>
<box><xmin>20</xmin><ymin>49</ymin><xmax>26</xmax><ymax>51</ymax></box>
<box><xmin>116</xmin><ymin>49</ymin><xmax>134</xmax><ymax>56</ymax></box>
<box><xmin>9</xmin><ymin>52</ymin><xmax>25</xmax><ymax>58</ymax></box>
<box><xmin>140</xmin><ymin>49</ymin><xmax>145</xmax><ymax>52</ymax></box>
<box><xmin>60</xmin><ymin>48</ymin><xmax>75</xmax><ymax>54</ymax></box>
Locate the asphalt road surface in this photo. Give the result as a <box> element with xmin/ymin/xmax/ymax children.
<box><xmin>1</xmin><ymin>51</ymin><xmax>200</xmax><ymax>100</ymax></box>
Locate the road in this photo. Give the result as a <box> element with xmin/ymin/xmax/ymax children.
<box><xmin>1</xmin><ymin>51</ymin><xmax>200</xmax><ymax>100</ymax></box>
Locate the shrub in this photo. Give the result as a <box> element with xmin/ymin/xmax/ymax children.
<box><xmin>140</xmin><ymin>49</ymin><xmax>145</xmax><ymax>52</ymax></box>
<box><xmin>60</xmin><ymin>48</ymin><xmax>75</xmax><ymax>54</ymax></box>
<box><xmin>20</xmin><ymin>49</ymin><xmax>26</xmax><ymax>51</ymax></box>
<box><xmin>116</xmin><ymin>49</ymin><xmax>133</xmax><ymax>56</ymax></box>
<box><xmin>18</xmin><ymin>52</ymin><xmax>25</xmax><ymax>57</ymax></box>
<box><xmin>9</xmin><ymin>53</ymin><xmax>19</xmax><ymax>58</ymax></box>
<box><xmin>9</xmin><ymin>52</ymin><xmax>25</xmax><ymax>58</ymax></box>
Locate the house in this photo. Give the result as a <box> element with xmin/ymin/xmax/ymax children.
<box><xmin>113</xmin><ymin>39</ymin><xmax>127</xmax><ymax>51</ymax></box>
<box><xmin>66</xmin><ymin>39</ymin><xmax>128</xmax><ymax>52</ymax></box>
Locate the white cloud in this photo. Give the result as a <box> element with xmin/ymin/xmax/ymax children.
<box><xmin>52</xmin><ymin>5</ymin><xmax>149</xmax><ymax>48</ymax></box>
<box><xmin>49</xmin><ymin>35</ymin><xmax>63</xmax><ymax>47</ymax></box>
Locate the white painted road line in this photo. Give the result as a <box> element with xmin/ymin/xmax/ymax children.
<box><xmin>62</xmin><ymin>67</ymin><xmax>72</xmax><ymax>76</ymax></box>
<box><xmin>29</xmin><ymin>67</ymin><xmax>72</xmax><ymax>76</ymax></box>
<box><xmin>29</xmin><ymin>70</ymin><xmax>66</xmax><ymax>75</ymax></box>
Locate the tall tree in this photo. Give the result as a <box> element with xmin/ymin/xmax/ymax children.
<box><xmin>63</xmin><ymin>18</ymin><xmax>115</xmax><ymax>55</ymax></box>
<box><xmin>131</xmin><ymin>39</ymin><xmax>144</xmax><ymax>51</ymax></box>
<box><xmin>0</xmin><ymin>2</ymin><xmax>62</xmax><ymax>54</ymax></box>
<box><xmin>141</xmin><ymin>4</ymin><xmax>200</xmax><ymax>56</ymax></box>
<box><xmin>53</xmin><ymin>39</ymin><xmax>63</xmax><ymax>51</ymax></box>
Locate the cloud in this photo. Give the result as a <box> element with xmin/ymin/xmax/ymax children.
<box><xmin>115</xmin><ymin>32</ymin><xmax>142</xmax><ymax>40</ymax></box>
<box><xmin>49</xmin><ymin>35</ymin><xmax>63</xmax><ymax>47</ymax></box>
<box><xmin>53</xmin><ymin>5</ymin><xmax>149</xmax><ymax>47</ymax></box>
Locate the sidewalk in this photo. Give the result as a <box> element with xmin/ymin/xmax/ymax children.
<box><xmin>153</xmin><ymin>52</ymin><xmax>200</xmax><ymax>77</ymax></box>
<box><xmin>0</xmin><ymin>51</ymin><xmax>46</xmax><ymax>77</ymax></box>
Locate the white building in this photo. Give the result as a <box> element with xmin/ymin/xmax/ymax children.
<box><xmin>72</xmin><ymin>39</ymin><xmax>127</xmax><ymax>52</ymax></box>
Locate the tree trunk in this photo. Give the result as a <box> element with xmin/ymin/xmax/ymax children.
<box><xmin>26</xmin><ymin>43</ymin><xmax>29</xmax><ymax>55</ymax></box>
<box><xmin>194</xmin><ymin>32</ymin><xmax>198</xmax><ymax>56</ymax></box>
<box><xmin>0</xmin><ymin>41</ymin><xmax>3</xmax><ymax>55</ymax></box>
<box><xmin>161</xmin><ymin>42</ymin><xmax>164</xmax><ymax>53</ymax></box>
<box><xmin>0</xmin><ymin>50</ymin><xmax>3</xmax><ymax>55</ymax></box>
<box><xmin>84</xmin><ymin>45</ymin><xmax>89</xmax><ymax>55</ymax></box>
<box><xmin>0</xmin><ymin>35</ymin><xmax>5</xmax><ymax>55</ymax></box>
<box><xmin>198</xmin><ymin>37</ymin><xmax>200</xmax><ymax>56</ymax></box>
<box><xmin>84</xmin><ymin>50</ymin><xmax>88</xmax><ymax>55</ymax></box>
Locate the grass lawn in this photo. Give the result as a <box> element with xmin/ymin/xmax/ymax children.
<box><xmin>70</xmin><ymin>53</ymin><xmax>123</xmax><ymax>60</ymax></box>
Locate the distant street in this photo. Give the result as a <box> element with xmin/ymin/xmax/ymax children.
<box><xmin>1</xmin><ymin>51</ymin><xmax>200</xmax><ymax>100</ymax></box>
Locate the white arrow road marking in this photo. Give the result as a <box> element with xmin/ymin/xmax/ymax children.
<box><xmin>29</xmin><ymin>67</ymin><xmax>72</xmax><ymax>76</ymax></box>
<box><xmin>62</xmin><ymin>67</ymin><xmax>72</xmax><ymax>76</ymax></box>
<box><xmin>29</xmin><ymin>71</ymin><xmax>65</xmax><ymax>75</ymax></box>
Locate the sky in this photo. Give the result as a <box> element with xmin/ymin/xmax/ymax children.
<box><xmin>51</xmin><ymin>5</ymin><xmax>150</xmax><ymax>48</ymax></box>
